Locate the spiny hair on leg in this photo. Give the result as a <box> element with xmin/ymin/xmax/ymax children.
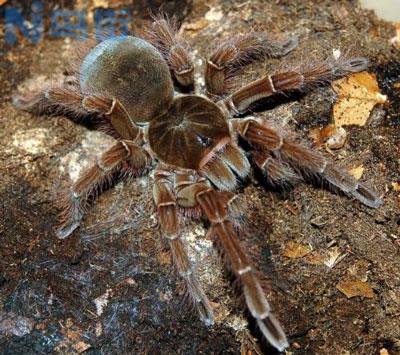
<box><xmin>57</xmin><ymin>163</ymin><xmax>121</xmax><ymax>239</ymax></box>
<box><xmin>296</xmin><ymin>54</ymin><xmax>368</xmax><ymax>89</ymax></box>
<box><xmin>206</xmin><ymin>30</ymin><xmax>298</xmax><ymax>94</ymax></box>
<box><xmin>144</xmin><ymin>12</ymin><xmax>180</xmax><ymax>55</ymax></box>
<box><xmin>201</xmin><ymin>144</ymin><xmax>250</xmax><ymax>191</ymax></box>
<box><xmin>13</xmin><ymin>85</ymin><xmax>89</xmax><ymax>121</ymax></box>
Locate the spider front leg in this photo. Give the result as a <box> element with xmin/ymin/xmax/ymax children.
<box><xmin>82</xmin><ymin>96</ymin><xmax>140</xmax><ymax>140</ymax></box>
<box><xmin>206</xmin><ymin>32</ymin><xmax>298</xmax><ymax>96</ymax></box>
<box><xmin>144</xmin><ymin>14</ymin><xmax>194</xmax><ymax>88</ymax></box>
<box><xmin>16</xmin><ymin>85</ymin><xmax>140</xmax><ymax>140</ymax></box>
<box><xmin>222</xmin><ymin>56</ymin><xmax>368</xmax><ymax>114</ymax></box>
<box><xmin>180</xmin><ymin>182</ymin><xmax>289</xmax><ymax>351</ymax></box>
<box><xmin>153</xmin><ymin>168</ymin><xmax>214</xmax><ymax>325</ymax></box>
<box><xmin>14</xmin><ymin>85</ymin><xmax>88</xmax><ymax>118</ymax></box>
<box><xmin>58</xmin><ymin>141</ymin><xmax>151</xmax><ymax>239</ymax></box>
<box><xmin>234</xmin><ymin>118</ymin><xmax>382</xmax><ymax>208</ymax></box>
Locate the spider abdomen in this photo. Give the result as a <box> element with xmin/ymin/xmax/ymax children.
<box><xmin>80</xmin><ymin>36</ymin><xmax>174</xmax><ymax>123</ymax></box>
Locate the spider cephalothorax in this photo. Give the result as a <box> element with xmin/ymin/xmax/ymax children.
<box><xmin>15</xmin><ymin>15</ymin><xmax>382</xmax><ymax>352</ymax></box>
<box><xmin>149</xmin><ymin>95</ymin><xmax>231</xmax><ymax>169</ymax></box>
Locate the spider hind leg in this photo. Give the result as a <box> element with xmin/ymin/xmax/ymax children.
<box><xmin>58</xmin><ymin>141</ymin><xmax>150</xmax><ymax>239</ymax></box>
<box><xmin>236</xmin><ymin>119</ymin><xmax>382</xmax><ymax>208</ymax></box>
<box><xmin>153</xmin><ymin>170</ymin><xmax>214</xmax><ymax>325</ymax></box>
<box><xmin>196</xmin><ymin>188</ymin><xmax>289</xmax><ymax>352</ymax></box>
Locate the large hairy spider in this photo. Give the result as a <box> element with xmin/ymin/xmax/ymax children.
<box><xmin>15</xmin><ymin>15</ymin><xmax>382</xmax><ymax>351</ymax></box>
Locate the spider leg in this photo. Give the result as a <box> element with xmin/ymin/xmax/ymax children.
<box><xmin>252</xmin><ymin>150</ymin><xmax>299</xmax><ymax>187</ymax></box>
<box><xmin>206</xmin><ymin>32</ymin><xmax>298</xmax><ymax>96</ymax></box>
<box><xmin>153</xmin><ymin>168</ymin><xmax>214</xmax><ymax>325</ymax></box>
<box><xmin>199</xmin><ymin>143</ymin><xmax>250</xmax><ymax>191</ymax></box>
<box><xmin>234</xmin><ymin>118</ymin><xmax>382</xmax><ymax>208</ymax></box>
<box><xmin>15</xmin><ymin>86</ymin><xmax>140</xmax><ymax>140</ymax></box>
<box><xmin>179</xmin><ymin>180</ymin><xmax>288</xmax><ymax>352</ymax></box>
<box><xmin>221</xmin><ymin>56</ymin><xmax>368</xmax><ymax>115</ymax></box>
<box><xmin>14</xmin><ymin>85</ymin><xmax>88</xmax><ymax>118</ymax></box>
<box><xmin>82</xmin><ymin>96</ymin><xmax>140</xmax><ymax>140</ymax></box>
<box><xmin>14</xmin><ymin>39</ymin><xmax>99</xmax><ymax>116</ymax></box>
<box><xmin>144</xmin><ymin>14</ymin><xmax>194</xmax><ymax>88</ymax></box>
<box><xmin>58</xmin><ymin>140</ymin><xmax>151</xmax><ymax>239</ymax></box>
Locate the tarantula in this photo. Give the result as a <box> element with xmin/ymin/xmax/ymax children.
<box><xmin>15</xmin><ymin>15</ymin><xmax>382</xmax><ymax>352</ymax></box>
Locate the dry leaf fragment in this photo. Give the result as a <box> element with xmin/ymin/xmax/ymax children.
<box><xmin>183</xmin><ymin>19</ymin><xmax>208</xmax><ymax>32</ymax></box>
<box><xmin>309</xmin><ymin>124</ymin><xmax>336</xmax><ymax>146</ymax></box>
<box><xmin>283</xmin><ymin>241</ymin><xmax>312</xmax><ymax>258</ymax></box>
<box><xmin>392</xmin><ymin>182</ymin><xmax>400</xmax><ymax>191</ymax></box>
<box><xmin>283</xmin><ymin>201</ymin><xmax>299</xmax><ymax>215</ymax></box>
<box><xmin>349</xmin><ymin>165</ymin><xmax>364</xmax><ymax>180</ymax></box>
<box><xmin>157</xmin><ymin>251</ymin><xmax>171</xmax><ymax>265</ymax></box>
<box><xmin>323</xmin><ymin>246</ymin><xmax>346</xmax><ymax>268</ymax></box>
<box><xmin>73</xmin><ymin>341</ymin><xmax>91</xmax><ymax>353</ymax></box>
<box><xmin>336</xmin><ymin>279</ymin><xmax>374</xmax><ymax>299</ymax></box>
<box><xmin>347</xmin><ymin>260</ymin><xmax>369</xmax><ymax>282</ymax></box>
<box><xmin>304</xmin><ymin>251</ymin><xmax>326</xmax><ymax>265</ymax></box>
<box><xmin>304</xmin><ymin>247</ymin><xmax>346</xmax><ymax>267</ymax></box>
<box><xmin>309</xmin><ymin>124</ymin><xmax>347</xmax><ymax>149</ymax></box>
<box><xmin>66</xmin><ymin>328</ymin><xmax>81</xmax><ymax>341</ymax></box>
<box><xmin>332</xmin><ymin>72</ymin><xmax>387</xmax><ymax>127</ymax></box>
<box><xmin>325</xmin><ymin>126</ymin><xmax>347</xmax><ymax>149</ymax></box>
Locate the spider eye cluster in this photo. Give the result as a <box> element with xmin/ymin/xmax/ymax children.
<box><xmin>148</xmin><ymin>95</ymin><xmax>230</xmax><ymax>169</ymax></box>
<box><xmin>80</xmin><ymin>35</ymin><xmax>174</xmax><ymax>123</ymax></box>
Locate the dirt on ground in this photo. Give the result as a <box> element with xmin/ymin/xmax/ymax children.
<box><xmin>0</xmin><ymin>0</ymin><xmax>399</xmax><ymax>354</ymax></box>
